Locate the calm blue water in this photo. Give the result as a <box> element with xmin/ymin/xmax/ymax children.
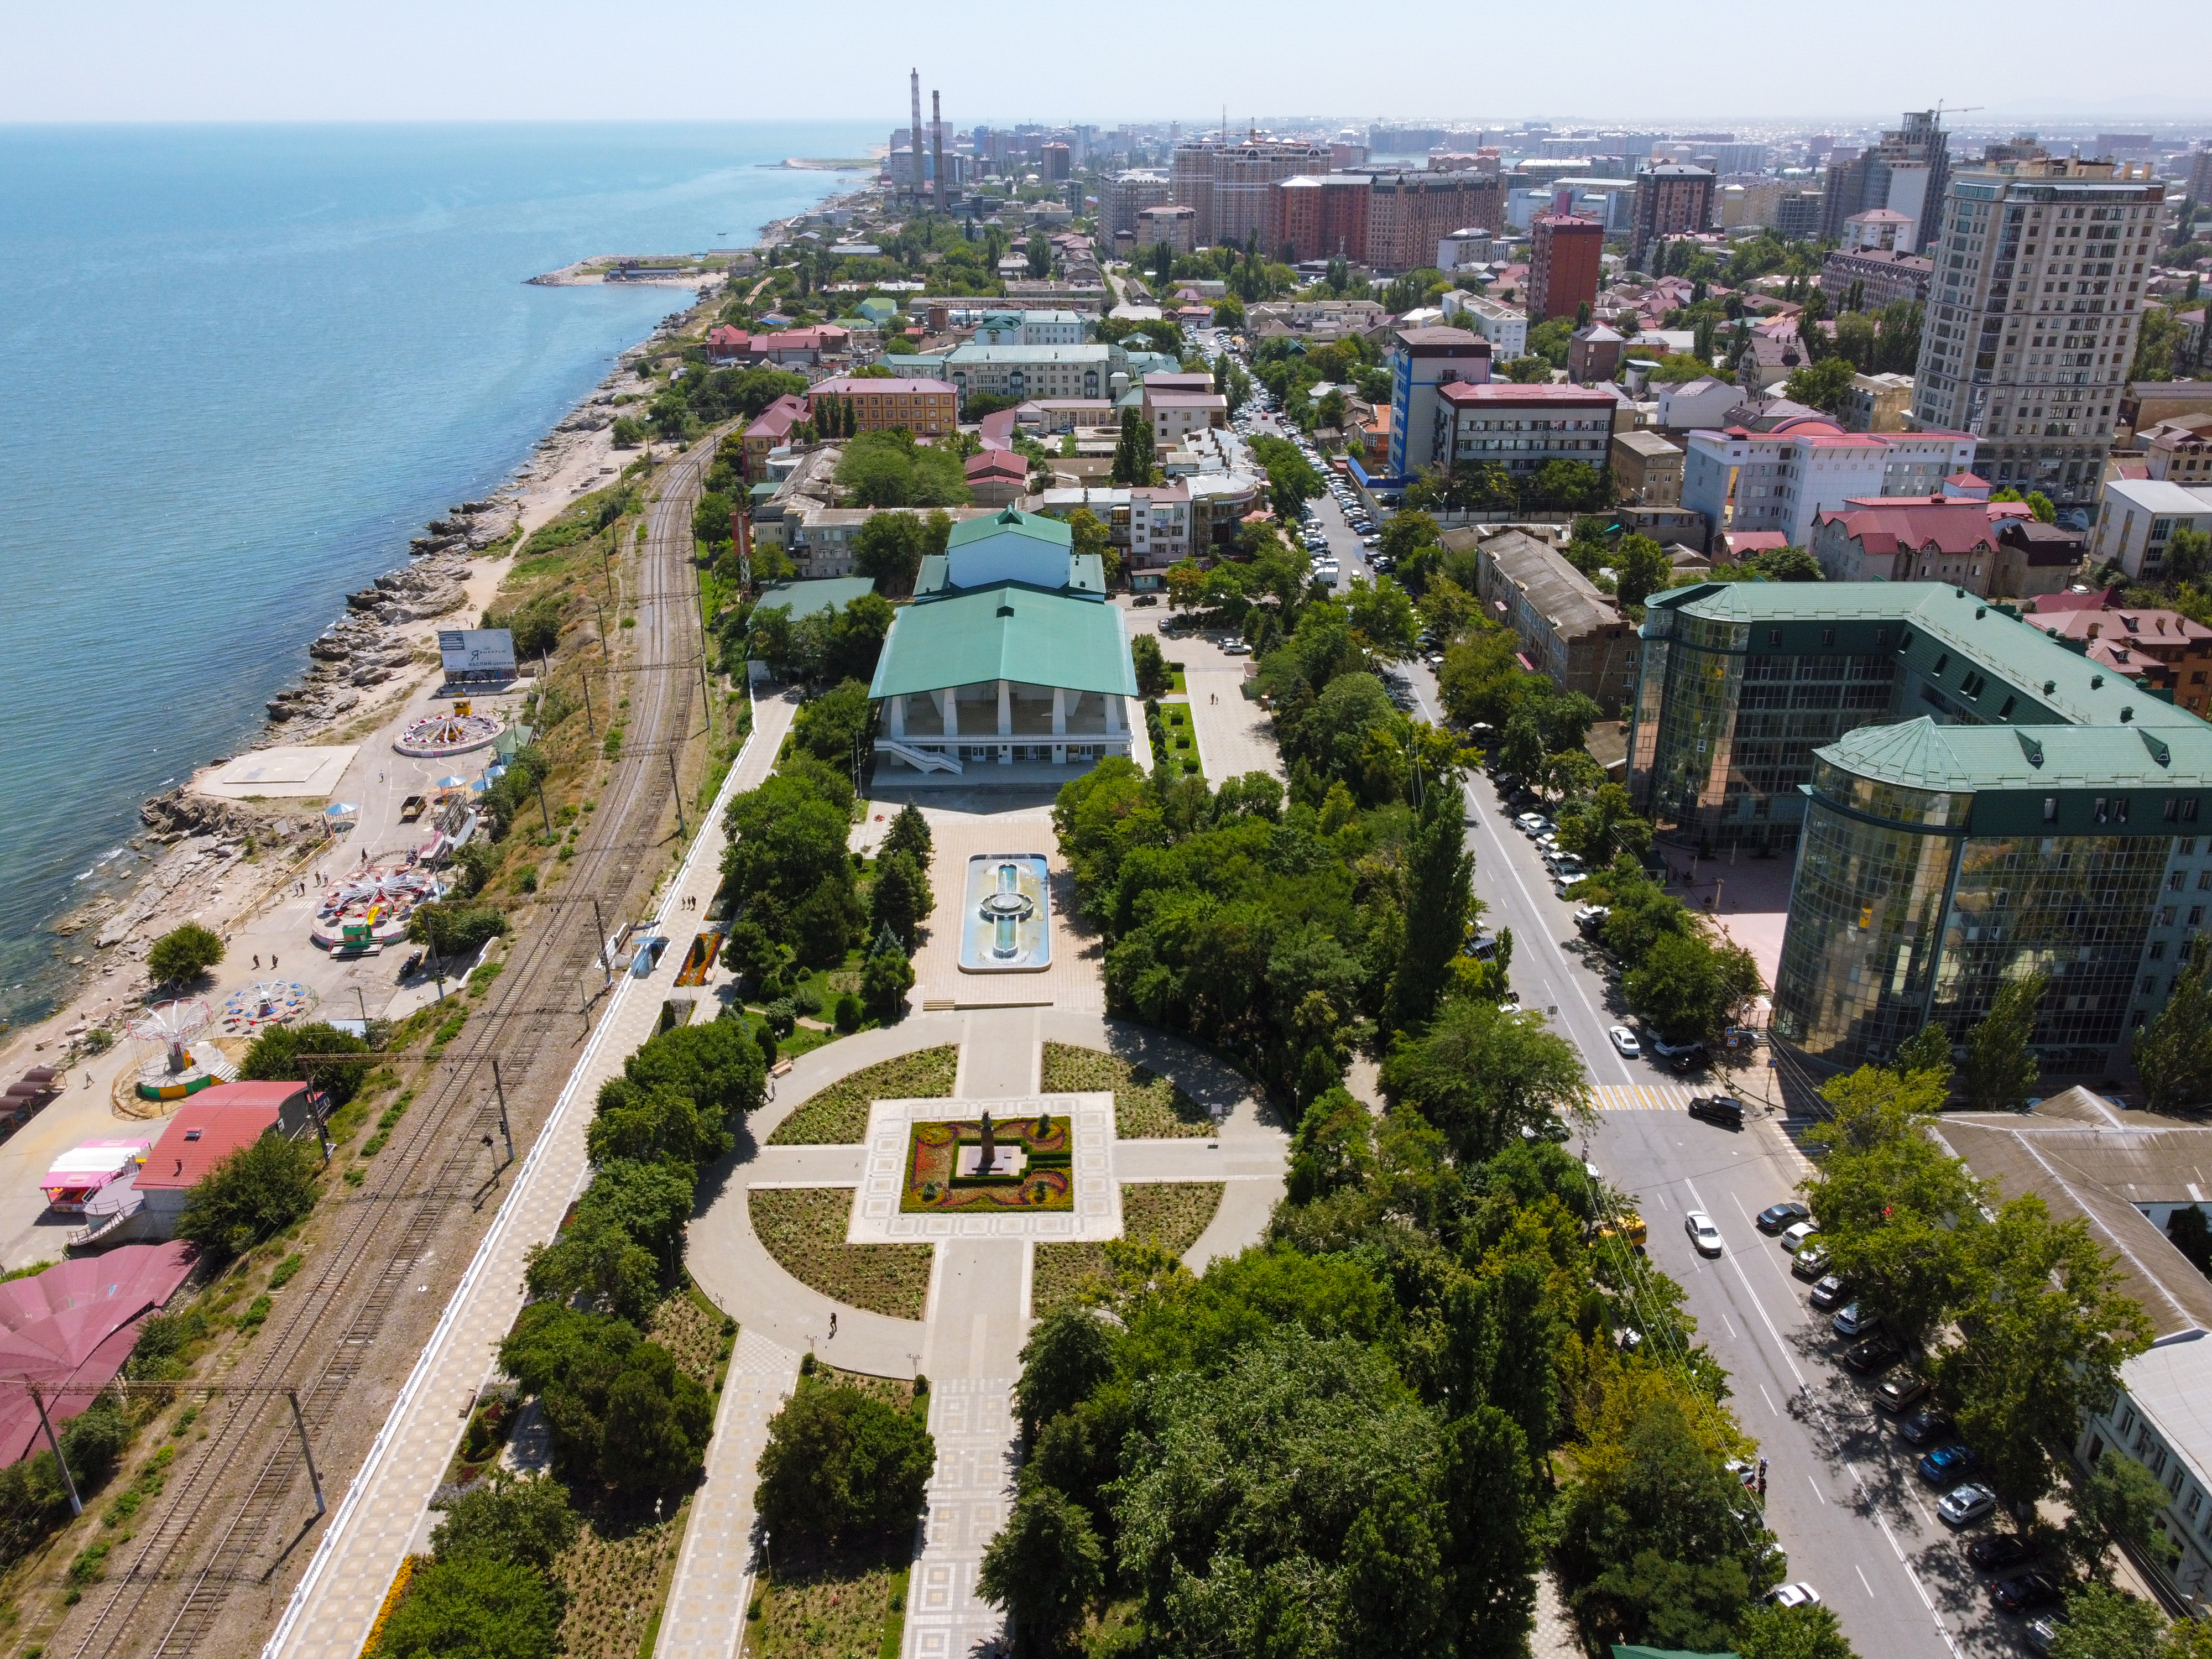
<box><xmin>0</xmin><ymin>122</ymin><xmax>873</xmax><ymax>1029</ymax></box>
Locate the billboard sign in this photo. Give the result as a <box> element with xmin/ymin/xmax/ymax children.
<box><xmin>437</xmin><ymin>628</ymin><xmax>517</xmax><ymax>681</ymax></box>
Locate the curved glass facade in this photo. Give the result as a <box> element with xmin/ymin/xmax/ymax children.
<box><xmin>1772</xmin><ymin>758</ymin><xmax>1967</xmax><ymax>1066</ymax></box>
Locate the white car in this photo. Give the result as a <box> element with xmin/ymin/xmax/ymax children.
<box><xmin>1222</xmin><ymin>640</ymin><xmax>1252</xmax><ymax>656</ymax></box>
<box><xmin>1780</xmin><ymin>1220</ymin><xmax>1820</xmax><ymax>1254</ymax></box>
<box><xmin>1685</xmin><ymin>1211</ymin><xmax>1723</xmax><ymax>1256</ymax></box>
<box><xmin>1765</xmin><ymin>1583</ymin><xmax>1821</xmax><ymax>1609</ymax></box>
<box><xmin>1938</xmin><ymin>1482</ymin><xmax>1998</xmax><ymax>1528</ymax></box>
<box><xmin>1609</xmin><ymin>1025</ymin><xmax>1642</xmax><ymax>1058</ymax></box>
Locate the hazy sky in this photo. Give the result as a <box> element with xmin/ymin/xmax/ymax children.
<box><xmin>2</xmin><ymin>0</ymin><xmax>2204</xmax><ymax>125</ymax></box>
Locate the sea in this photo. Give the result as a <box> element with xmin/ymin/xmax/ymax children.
<box><xmin>0</xmin><ymin>121</ymin><xmax>875</xmax><ymax>1032</ymax></box>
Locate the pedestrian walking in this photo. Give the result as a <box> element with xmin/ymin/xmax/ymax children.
<box><xmin>270</xmin><ymin>954</ymin><xmax>278</xmax><ymax>970</ymax></box>
<box><xmin>252</xmin><ymin>954</ymin><xmax>260</xmax><ymax>970</ymax></box>
<box><xmin>829</xmin><ymin>1311</ymin><xmax>837</xmax><ymax>1338</ymax></box>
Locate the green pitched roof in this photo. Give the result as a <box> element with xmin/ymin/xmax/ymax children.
<box><xmin>945</xmin><ymin>507</ymin><xmax>1071</xmax><ymax>551</ymax></box>
<box><xmin>1647</xmin><ymin>580</ymin><xmax>2206</xmax><ymax>732</ymax></box>
<box><xmin>868</xmin><ymin>584</ymin><xmax>1136</xmax><ymax>701</ymax></box>
<box><xmin>1820</xmin><ymin>714</ymin><xmax>2212</xmax><ymax>793</ymax></box>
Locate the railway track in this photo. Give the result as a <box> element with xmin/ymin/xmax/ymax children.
<box><xmin>60</xmin><ymin>431</ymin><xmax>726</xmax><ymax>1659</ymax></box>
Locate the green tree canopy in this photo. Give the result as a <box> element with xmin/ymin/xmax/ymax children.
<box><xmin>238</xmin><ymin>1020</ymin><xmax>374</xmax><ymax>1107</ymax></box>
<box><xmin>1381</xmin><ymin>995</ymin><xmax>1592</xmax><ymax>1161</ymax></box>
<box><xmin>146</xmin><ymin>922</ymin><xmax>223</xmax><ymax>986</ymax></box>
<box><xmin>373</xmin><ymin>1555</ymin><xmax>562</xmax><ymax>1659</ymax></box>
<box><xmin>175</xmin><ymin>1130</ymin><xmax>320</xmax><ymax>1262</ymax></box>
<box><xmin>430</xmin><ymin>1472</ymin><xmax>580</xmax><ymax>1572</ymax></box>
<box><xmin>755</xmin><ymin>1376</ymin><xmax>936</xmax><ymax>1546</ymax></box>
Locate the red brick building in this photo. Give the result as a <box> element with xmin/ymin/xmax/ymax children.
<box><xmin>1275</xmin><ymin>174</ymin><xmax>1371</xmax><ymax>264</ymax></box>
<box><xmin>806</xmin><ymin>377</ymin><xmax>956</xmax><ymax>438</ymax></box>
<box><xmin>1528</xmin><ymin>214</ymin><xmax>1604</xmax><ymax>322</ymax></box>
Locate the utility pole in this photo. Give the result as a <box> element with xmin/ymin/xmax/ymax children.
<box><xmin>668</xmin><ymin>750</ymin><xmax>688</xmax><ymax>839</ymax></box>
<box><xmin>535</xmin><ymin>779</ymin><xmax>554</xmax><ymax>839</ymax></box>
<box><xmin>589</xmin><ymin>899</ymin><xmax>611</xmax><ymax>984</ymax></box>
<box><xmin>288</xmin><ymin>1391</ymin><xmax>327</xmax><ymax>1516</ymax></box>
<box><xmin>582</xmin><ymin>672</ymin><xmax>595</xmax><ymax>737</ymax></box>
<box><xmin>491</xmin><ymin>1058</ymin><xmax>515</xmax><ymax>1164</ymax></box>
<box><xmin>32</xmin><ymin>1387</ymin><xmax>81</xmax><ymax>1516</ymax></box>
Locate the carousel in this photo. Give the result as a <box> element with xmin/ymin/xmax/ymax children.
<box><xmin>310</xmin><ymin>857</ymin><xmax>448</xmax><ymax>954</ymax></box>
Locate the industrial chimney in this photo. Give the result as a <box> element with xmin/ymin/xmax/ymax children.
<box><xmin>909</xmin><ymin>71</ymin><xmax>925</xmax><ymax>213</ymax></box>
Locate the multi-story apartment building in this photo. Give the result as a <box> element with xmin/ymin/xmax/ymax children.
<box><xmin>1527</xmin><ymin>213</ymin><xmax>1604</xmax><ymax>322</ymax></box>
<box><xmin>1104</xmin><ymin>170</ymin><xmax>1171</xmax><ymax>241</ymax></box>
<box><xmin>920</xmin><ymin>344</ymin><xmax>1110</xmax><ymax>410</ymax></box>
<box><xmin>1817</xmin><ymin>110</ymin><xmax>1952</xmax><ymax>248</ymax></box>
<box><xmin>1846</xmin><ymin>372</ymin><xmax>1916</xmax><ymax>433</ymax></box>
<box><xmin>1365</xmin><ymin>171</ymin><xmax>1505</xmax><ymax>274</ymax></box>
<box><xmin>1682</xmin><ymin>411</ymin><xmax>1978</xmax><ymax>547</ymax></box>
<box><xmin>1386</xmin><ymin>326</ymin><xmax>1491</xmax><ymax>482</ymax></box>
<box><xmin>968</xmin><ymin>310</ymin><xmax>1088</xmax><ymax>346</ymax></box>
<box><xmin>804</xmin><ymin>377</ymin><xmax>956</xmax><ymax>437</ymax></box>
<box><xmin>1431</xmin><ymin>382</ymin><xmax>1618</xmax><ymax>481</ymax></box>
<box><xmin>1630</xmin><ymin>580</ymin><xmax>2212</xmax><ymax>1076</ymax></box>
<box><xmin>1275</xmin><ymin>174</ymin><xmax>1371</xmax><ymax>264</ymax></box>
<box><xmin>2089</xmin><ymin>479</ymin><xmax>2212</xmax><ymax>580</ymax></box>
<box><xmin>1446</xmin><ymin>528</ymin><xmax>1637</xmax><ymax>716</ymax></box>
<box><xmin>1821</xmin><ymin>246</ymin><xmax>1935</xmax><ymax>311</ymax></box>
<box><xmin>1444</xmin><ymin>291</ymin><xmax>1528</xmax><ymax>360</ymax></box>
<box><xmin>1629</xmin><ymin>165</ymin><xmax>1715</xmax><ymax>267</ymax></box>
<box><xmin>1135</xmin><ymin>204</ymin><xmax>1196</xmax><ymax>254</ymax></box>
<box><xmin>1610</xmin><ymin>429</ymin><xmax>1684</xmax><ymax>505</ymax></box>
<box><xmin>1911</xmin><ymin>156</ymin><xmax>2168</xmax><ymax>507</ymax></box>
<box><xmin>1170</xmin><ymin>138</ymin><xmax>1330</xmax><ymax>249</ymax></box>
<box><xmin>2025</xmin><ymin>602</ymin><xmax>2212</xmax><ymax>716</ymax></box>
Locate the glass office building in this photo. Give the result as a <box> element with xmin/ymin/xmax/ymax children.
<box><xmin>1632</xmin><ymin>581</ymin><xmax>2212</xmax><ymax>1074</ymax></box>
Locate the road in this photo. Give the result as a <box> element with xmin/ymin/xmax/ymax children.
<box><xmin>1376</xmin><ymin>663</ymin><xmax>2027</xmax><ymax>1659</ymax></box>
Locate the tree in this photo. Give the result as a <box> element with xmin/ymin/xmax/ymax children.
<box><xmin>1625</xmin><ymin>932</ymin><xmax>1762</xmax><ymax>1045</ymax></box>
<box><xmin>622</xmin><ymin>1016</ymin><xmax>768</xmax><ymax>1123</ymax></box>
<box><xmin>373</xmin><ymin>1555</ymin><xmax>562</xmax><ymax>1659</ymax></box>
<box><xmin>1130</xmin><ymin>632</ymin><xmax>1172</xmax><ymax>697</ymax></box>
<box><xmin>1064</xmin><ymin>505</ymin><xmax>1118</xmax><ymax>585</ymax></box>
<box><xmin>2027</xmin><ymin>490</ymin><xmax>2059</xmax><ymax>525</ymax></box>
<box><xmin>1345</xmin><ymin>575</ymin><xmax>1420</xmax><ymax>658</ymax></box>
<box><xmin>430</xmin><ymin>1472</ymin><xmax>580</xmax><ymax>1572</ymax></box>
<box><xmin>175</xmin><ymin>1130</ymin><xmax>320</xmax><ymax>1261</ymax></box>
<box><xmin>2136</xmin><ymin>938</ymin><xmax>2212</xmax><ymax>1111</ymax></box>
<box><xmin>407</xmin><ymin>902</ymin><xmax>507</xmax><ymax>962</ymax></box>
<box><xmin>1895</xmin><ymin>1021</ymin><xmax>1955</xmax><ymax>1087</ymax></box>
<box><xmin>1111</xmin><ymin>409</ymin><xmax>1155</xmax><ymax>486</ymax></box>
<box><xmin>1942</xmin><ymin>1196</ymin><xmax>2154</xmax><ymax>1507</ymax></box>
<box><xmin>1381</xmin><ymin>995</ymin><xmax>1592</xmax><ymax>1161</ymax></box>
<box><xmin>835</xmin><ymin>431</ymin><xmax>970</xmax><ymax>508</ymax></box>
<box><xmin>586</xmin><ymin>1078</ymin><xmax>733</xmax><ymax>1170</ymax></box>
<box><xmin>883</xmin><ymin>801</ymin><xmax>933</xmax><ymax>864</ymax></box>
<box><xmin>1735</xmin><ymin>1601</ymin><xmax>1861</xmax><ymax>1659</ymax></box>
<box><xmin>146</xmin><ymin>922</ymin><xmax>223</xmax><ymax>986</ymax></box>
<box><xmin>239</xmin><ymin>1020</ymin><xmax>373</xmax><ymax>1107</ymax></box>
<box><xmin>691</xmin><ymin>490</ymin><xmax>733</xmax><ymax>551</ymax></box>
<box><xmin>1557</xmin><ymin>784</ymin><xmax>1653</xmax><ymax>869</ymax></box>
<box><xmin>2074</xmin><ymin>1451</ymin><xmax>2188</xmax><ymax>1583</ymax></box>
<box><xmin>860</xmin><ymin>947</ymin><xmax>914</xmax><ymax>1023</ymax></box>
<box><xmin>523</xmin><ymin>1210</ymin><xmax>659</xmax><ymax>1324</ymax></box>
<box><xmin>755</xmin><ymin>1377</ymin><xmax>935</xmax><ymax>1545</ymax></box>
<box><xmin>1614</xmin><ymin>533</ymin><xmax>1676</xmax><ymax>610</ymax></box>
<box><xmin>1379</xmin><ymin>510</ymin><xmax>1442</xmax><ymax>567</ymax></box>
<box><xmin>977</xmin><ymin>1481</ymin><xmax>1105</xmax><ymax>1655</ymax></box>
<box><xmin>572</xmin><ymin>1156</ymin><xmax>696</xmax><ymax>1260</ymax></box>
<box><xmin>1385</xmin><ymin>781</ymin><xmax>1474</xmax><ymax>1035</ymax></box>
<box><xmin>2048</xmin><ymin>1582</ymin><xmax>2167</xmax><ymax>1659</ymax></box>
<box><xmin>869</xmin><ymin>849</ymin><xmax>934</xmax><ymax>949</ymax></box>
<box><xmin>598</xmin><ymin>1339</ymin><xmax>715</xmax><ymax>1494</ymax></box>
<box><xmin>1784</xmin><ymin>357</ymin><xmax>1858</xmax><ymax>418</ymax></box>
<box><xmin>852</xmin><ymin>510</ymin><xmax>927</xmax><ymax>595</ymax></box>
<box><xmin>2166</xmin><ymin>526</ymin><xmax>2212</xmax><ymax>589</ymax></box>
<box><xmin>1963</xmin><ymin>971</ymin><xmax>2046</xmax><ymax>1113</ymax></box>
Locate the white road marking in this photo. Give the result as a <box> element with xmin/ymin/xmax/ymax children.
<box><xmin>1723</xmin><ymin>1313</ymin><xmax>1740</xmax><ymax>1340</ymax></box>
<box><xmin>1856</xmin><ymin>1563</ymin><xmax>1875</xmax><ymax>1597</ymax></box>
<box><xmin>1759</xmin><ymin>1381</ymin><xmax>1779</xmax><ymax>1417</ymax></box>
<box><xmin>1687</xmin><ymin>1178</ymin><xmax>1807</xmax><ymax>1389</ymax></box>
<box><xmin>1808</xmin><ymin>1474</ymin><xmax>1827</xmax><ymax>1505</ymax></box>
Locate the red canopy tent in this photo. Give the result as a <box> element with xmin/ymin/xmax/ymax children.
<box><xmin>0</xmin><ymin>1243</ymin><xmax>196</xmax><ymax>1463</ymax></box>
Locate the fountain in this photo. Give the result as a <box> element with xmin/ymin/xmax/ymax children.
<box><xmin>958</xmin><ymin>853</ymin><xmax>1051</xmax><ymax>972</ymax></box>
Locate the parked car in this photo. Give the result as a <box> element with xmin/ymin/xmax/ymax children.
<box><xmin>1650</xmin><ymin>1035</ymin><xmax>1705</xmax><ymax>1072</ymax></box>
<box><xmin>1688</xmin><ymin>1095</ymin><xmax>1745</xmax><ymax>1129</ymax></box>
<box><xmin>1939</xmin><ymin>1482</ymin><xmax>1999</xmax><ymax>1527</ymax></box>
<box><xmin>1808</xmin><ymin>1273</ymin><xmax>1850</xmax><ymax>1311</ymax></box>
<box><xmin>1684</xmin><ymin>1211</ymin><xmax>1723</xmax><ymax>1256</ymax></box>
<box><xmin>1900</xmin><ymin>1407</ymin><xmax>1955</xmax><ymax>1446</ymax></box>
<box><xmin>1132</xmin><ymin>593</ymin><xmax>1159</xmax><ymax>607</ymax></box>
<box><xmin>2024</xmin><ymin>1615</ymin><xmax>2064</xmax><ymax>1655</ymax></box>
<box><xmin>1780</xmin><ymin>1221</ymin><xmax>1820</xmax><ymax>1253</ymax></box>
<box><xmin>1831</xmin><ymin>1301</ymin><xmax>1880</xmax><ymax>1338</ymax></box>
<box><xmin>1764</xmin><ymin>1583</ymin><xmax>1821</xmax><ymax>1609</ymax></box>
<box><xmin>1222</xmin><ymin>641</ymin><xmax>1251</xmax><ymax>656</ymax></box>
<box><xmin>1514</xmin><ymin>812</ymin><xmax>1549</xmax><ymax>835</ymax></box>
<box><xmin>1876</xmin><ymin>1371</ymin><xmax>1929</xmax><ymax>1413</ymax></box>
<box><xmin>1992</xmin><ymin>1571</ymin><xmax>2063</xmax><ymax>1613</ymax></box>
<box><xmin>1968</xmin><ymin>1533</ymin><xmax>2036</xmax><ymax>1573</ymax></box>
<box><xmin>1757</xmin><ymin>1201</ymin><xmax>1810</xmax><ymax>1234</ymax></box>
<box><xmin>1843</xmin><ymin>1334</ymin><xmax>1903</xmax><ymax>1374</ymax></box>
<box><xmin>1918</xmin><ymin>1443</ymin><xmax>1981</xmax><ymax>1487</ymax></box>
<box><xmin>1609</xmin><ymin>1025</ymin><xmax>1642</xmax><ymax>1058</ymax></box>
<box><xmin>1791</xmin><ymin>1244</ymin><xmax>1832</xmax><ymax>1279</ymax></box>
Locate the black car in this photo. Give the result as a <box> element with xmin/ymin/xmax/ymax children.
<box><xmin>1900</xmin><ymin>1407</ymin><xmax>1955</xmax><ymax>1446</ymax></box>
<box><xmin>1968</xmin><ymin>1533</ymin><xmax>2035</xmax><ymax>1573</ymax></box>
<box><xmin>1992</xmin><ymin>1571</ymin><xmax>2063</xmax><ymax>1613</ymax></box>
<box><xmin>1843</xmin><ymin>1335</ymin><xmax>1904</xmax><ymax>1374</ymax></box>
<box><xmin>1757</xmin><ymin>1201</ymin><xmax>1811</xmax><ymax>1234</ymax></box>
<box><xmin>1688</xmin><ymin>1095</ymin><xmax>1745</xmax><ymax>1129</ymax></box>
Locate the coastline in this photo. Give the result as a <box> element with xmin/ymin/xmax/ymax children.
<box><xmin>0</xmin><ymin>166</ymin><xmax>870</xmax><ymax>1082</ymax></box>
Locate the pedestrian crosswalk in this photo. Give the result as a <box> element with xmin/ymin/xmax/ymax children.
<box><xmin>1590</xmin><ymin>1082</ymin><xmax>1699</xmax><ymax>1113</ymax></box>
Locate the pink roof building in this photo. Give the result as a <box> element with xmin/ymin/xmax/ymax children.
<box><xmin>0</xmin><ymin>1243</ymin><xmax>197</xmax><ymax>1463</ymax></box>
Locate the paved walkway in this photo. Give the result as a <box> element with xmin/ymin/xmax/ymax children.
<box><xmin>1124</xmin><ymin>605</ymin><xmax>1282</xmax><ymax>784</ymax></box>
<box><xmin>265</xmin><ymin>691</ymin><xmax>799</xmax><ymax>1659</ymax></box>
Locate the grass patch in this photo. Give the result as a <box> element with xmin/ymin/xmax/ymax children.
<box><xmin>1040</xmin><ymin>1042</ymin><xmax>1212</xmax><ymax>1138</ymax></box>
<box><xmin>466</xmin><ymin>959</ymin><xmax>504</xmax><ymax>998</ymax></box>
<box><xmin>649</xmin><ymin>1282</ymin><xmax>732</xmax><ymax>1390</ymax></box>
<box><xmin>1032</xmin><ymin>1182</ymin><xmax>1226</xmax><ymax>1316</ymax></box>
<box><xmin>768</xmin><ymin>1046</ymin><xmax>959</xmax><ymax>1145</ymax></box>
<box><xmin>747</xmin><ymin>1539</ymin><xmax>910</xmax><ymax>1659</ymax></box>
<box><xmin>748</xmin><ymin>1190</ymin><xmax>931</xmax><ymax>1320</ymax></box>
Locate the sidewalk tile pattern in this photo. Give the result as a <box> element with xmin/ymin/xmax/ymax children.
<box><xmin>904</xmin><ymin>1373</ymin><xmax>1018</xmax><ymax>1659</ymax></box>
<box><xmin>852</xmin><ymin>1095</ymin><xmax>1119</xmax><ymax>1242</ymax></box>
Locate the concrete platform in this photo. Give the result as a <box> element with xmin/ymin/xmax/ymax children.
<box><xmin>190</xmin><ymin>744</ymin><xmax>359</xmax><ymax>800</ymax></box>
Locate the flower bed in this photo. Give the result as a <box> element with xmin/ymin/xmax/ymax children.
<box><xmin>900</xmin><ymin>1113</ymin><xmax>1073</xmax><ymax>1213</ymax></box>
<box><xmin>748</xmin><ymin>1188</ymin><xmax>931</xmax><ymax>1319</ymax></box>
<box><xmin>1032</xmin><ymin>1182</ymin><xmax>1227</xmax><ymax>1315</ymax></box>
<box><xmin>554</xmin><ymin>1510</ymin><xmax>685</xmax><ymax>1659</ymax></box>
<box><xmin>1040</xmin><ymin>1042</ymin><xmax>1213</xmax><ymax>1138</ymax></box>
<box><xmin>768</xmin><ymin>1046</ymin><xmax>959</xmax><ymax>1145</ymax></box>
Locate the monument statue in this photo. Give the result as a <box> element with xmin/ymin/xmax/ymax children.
<box><xmin>977</xmin><ymin>1109</ymin><xmax>997</xmax><ymax>1176</ymax></box>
